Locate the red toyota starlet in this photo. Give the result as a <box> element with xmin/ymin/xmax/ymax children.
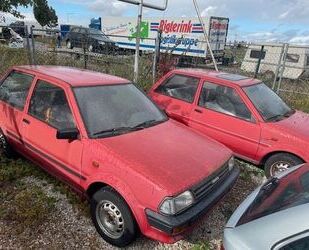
<box><xmin>0</xmin><ymin>66</ymin><xmax>239</xmax><ymax>247</ymax></box>
<box><xmin>149</xmin><ymin>68</ymin><xmax>309</xmax><ymax>177</ymax></box>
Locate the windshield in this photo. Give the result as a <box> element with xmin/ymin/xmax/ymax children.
<box><xmin>74</xmin><ymin>84</ymin><xmax>167</xmax><ymax>138</ymax></box>
<box><xmin>243</xmin><ymin>83</ymin><xmax>293</xmax><ymax>121</ymax></box>
<box><xmin>237</xmin><ymin>165</ymin><xmax>309</xmax><ymax>226</ymax></box>
<box><xmin>89</xmin><ymin>29</ymin><xmax>109</xmax><ymax>40</ymax></box>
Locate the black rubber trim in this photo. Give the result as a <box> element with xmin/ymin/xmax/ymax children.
<box><xmin>6</xmin><ymin>130</ymin><xmax>87</xmax><ymax>181</ymax></box>
<box><xmin>146</xmin><ymin>167</ymin><xmax>240</xmax><ymax>235</ymax></box>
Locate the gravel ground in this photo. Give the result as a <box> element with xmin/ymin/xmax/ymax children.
<box><xmin>0</xmin><ymin>168</ymin><xmax>265</xmax><ymax>250</ymax></box>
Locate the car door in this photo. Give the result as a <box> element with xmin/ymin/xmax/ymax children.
<box><xmin>21</xmin><ymin>78</ymin><xmax>85</xmax><ymax>185</ymax></box>
<box><xmin>150</xmin><ymin>73</ymin><xmax>200</xmax><ymax>125</ymax></box>
<box><xmin>189</xmin><ymin>81</ymin><xmax>261</xmax><ymax>161</ymax></box>
<box><xmin>0</xmin><ymin>70</ymin><xmax>34</xmax><ymax>149</ymax></box>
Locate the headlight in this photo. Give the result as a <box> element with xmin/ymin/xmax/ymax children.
<box><xmin>98</xmin><ymin>41</ymin><xmax>105</xmax><ymax>45</ymax></box>
<box><xmin>159</xmin><ymin>191</ymin><xmax>194</xmax><ymax>215</ymax></box>
<box><xmin>228</xmin><ymin>156</ymin><xmax>235</xmax><ymax>171</ymax></box>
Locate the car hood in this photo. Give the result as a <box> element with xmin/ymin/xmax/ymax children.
<box><xmin>95</xmin><ymin>120</ymin><xmax>232</xmax><ymax>194</ymax></box>
<box><xmin>274</xmin><ymin>110</ymin><xmax>309</xmax><ymax>139</ymax></box>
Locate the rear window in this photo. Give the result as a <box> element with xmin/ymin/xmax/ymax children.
<box><xmin>155</xmin><ymin>74</ymin><xmax>199</xmax><ymax>103</ymax></box>
<box><xmin>237</xmin><ymin>166</ymin><xmax>309</xmax><ymax>226</ymax></box>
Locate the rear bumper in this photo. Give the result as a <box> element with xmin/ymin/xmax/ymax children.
<box><xmin>145</xmin><ymin>166</ymin><xmax>240</xmax><ymax>235</ymax></box>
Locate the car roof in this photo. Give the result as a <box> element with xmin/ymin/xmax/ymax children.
<box><xmin>13</xmin><ymin>65</ymin><xmax>130</xmax><ymax>87</ymax></box>
<box><xmin>171</xmin><ymin>68</ymin><xmax>261</xmax><ymax>87</ymax></box>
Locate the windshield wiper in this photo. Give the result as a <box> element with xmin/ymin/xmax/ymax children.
<box><xmin>132</xmin><ymin>119</ymin><xmax>163</xmax><ymax>129</ymax></box>
<box><xmin>283</xmin><ymin>109</ymin><xmax>295</xmax><ymax>118</ymax></box>
<box><xmin>92</xmin><ymin>126</ymin><xmax>140</xmax><ymax>137</ymax></box>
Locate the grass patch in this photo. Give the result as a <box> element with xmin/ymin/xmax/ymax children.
<box><xmin>0</xmin><ymin>155</ymin><xmax>88</xmax><ymax>218</ymax></box>
<box><xmin>0</xmin><ymin>182</ymin><xmax>56</xmax><ymax>231</ymax></box>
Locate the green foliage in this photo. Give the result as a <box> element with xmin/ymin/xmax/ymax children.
<box><xmin>192</xmin><ymin>241</ymin><xmax>212</xmax><ymax>250</ymax></box>
<box><xmin>33</xmin><ymin>0</ymin><xmax>58</xmax><ymax>27</ymax></box>
<box><xmin>0</xmin><ymin>0</ymin><xmax>32</xmax><ymax>18</ymax></box>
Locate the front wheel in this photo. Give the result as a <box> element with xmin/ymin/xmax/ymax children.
<box><xmin>264</xmin><ymin>153</ymin><xmax>304</xmax><ymax>177</ymax></box>
<box><xmin>66</xmin><ymin>40</ymin><xmax>73</xmax><ymax>49</ymax></box>
<box><xmin>90</xmin><ymin>187</ymin><xmax>138</xmax><ymax>247</ymax></box>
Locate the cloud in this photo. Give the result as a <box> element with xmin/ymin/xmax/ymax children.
<box><xmin>201</xmin><ymin>6</ymin><xmax>218</xmax><ymax>17</ymax></box>
<box><xmin>289</xmin><ymin>35</ymin><xmax>309</xmax><ymax>45</ymax></box>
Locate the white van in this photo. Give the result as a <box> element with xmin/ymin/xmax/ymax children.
<box><xmin>241</xmin><ymin>44</ymin><xmax>309</xmax><ymax>79</ymax></box>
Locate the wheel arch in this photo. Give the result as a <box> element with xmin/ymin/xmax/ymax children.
<box><xmin>85</xmin><ymin>179</ymin><xmax>144</xmax><ymax>232</ymax></box>
<box><xmin>260</xmin><ymin>151</ymin><xmax>305</xmax><ymax>167</ymax></box>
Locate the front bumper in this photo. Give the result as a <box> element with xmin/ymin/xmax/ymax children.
<box><xmin>145</xmin><ymin>166</ymin><xmax>240</xmax><ymax>235</ymax></box>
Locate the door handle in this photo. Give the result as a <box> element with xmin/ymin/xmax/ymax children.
<box><xmin>194</xmin><ymin>109</ymin><xmax>203</xmax><ymax>114</ymax></box>
<box><xmin>22</xmin><ymin>118</ymin><xmax>30</xmax><ymax>124</ymax></box>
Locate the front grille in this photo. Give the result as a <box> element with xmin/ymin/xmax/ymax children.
<box><xmin>191</xmin><ymin>161</ymin><xmax>230</xmax><ymax>201</ymax></box>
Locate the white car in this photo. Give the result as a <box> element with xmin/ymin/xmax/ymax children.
<box><xmin>224</xmin><ymin>164</ymin><xmax>309</xmax><ymax>250</ymax></box>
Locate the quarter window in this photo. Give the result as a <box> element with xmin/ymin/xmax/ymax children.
<box><xmin>29</xmin><ymin>80</ymin><xmax>75</xmax><ymax>130</ymax></box>
<box><xmin>0</xmin><ymin>71</ymin><xmax>33</xmax><ymax>110</ymax></box>
<box><xmin>155</xmin><ymin>74</ymin><xmax>199</xmax><ymax>103</ymax></box>
<box><xmin>198</xmin><ymin>82</ymin><xmax>253</xmax><ymax>121</ymax></box>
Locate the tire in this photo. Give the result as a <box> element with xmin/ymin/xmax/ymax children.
<box><xmin>264</xmin><ymin>153</ymin><xmax>304</xmax><ymax>177</ymax></box>
<box><xmin>0</xmin><ymin>129</ymin><xmax>17</xmax><ymax>158</ymax></box>
<box><xmin>66</xmin><ymin>40</ymin><xmax>73</xmax><ymax>49</ymax></box>
<box><xmin>88</xmin><ymin>44</ymin><xmax>94</xmax><ymax>52</ymax></box>
<box><xmin>90</xmin><ymin>187</ymin><xmax>138</xmax><ymax>247</ymax></box>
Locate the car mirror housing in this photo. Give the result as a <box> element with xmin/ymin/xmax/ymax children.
<box><xmin>56</xmin><ymin>128</ymin><xmax>79</xmax><ymax>140</ymax></box>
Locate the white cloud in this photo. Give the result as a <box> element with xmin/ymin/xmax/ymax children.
<box><xmin>289</xmin><ymin>35</ymin><xmax>309</xmax><ymax>45</ymax></box>
<box><xmin>201</xmin><ymin>6</ymin><xmax>218</xmax><ymax>17</ymax></box>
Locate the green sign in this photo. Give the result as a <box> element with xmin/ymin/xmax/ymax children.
<box><xmin>128</xmin><ymin>21</ymin><xmax>149</xmax><ymax>41</ymax></box>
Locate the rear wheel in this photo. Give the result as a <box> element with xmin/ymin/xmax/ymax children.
<box><xmin>90</xmin><ymin>187</ymin><xmax>138</xmax><ymax>247</ymax></box>
<box><xmin>0</xmin><ymin>129</ymin><xmax>17</xmax><ymax>158</ymax></box>
<box><xmin>264</xmin><ymin>153</ymin><xmax>304</xmax><ymax>177</ymax></box>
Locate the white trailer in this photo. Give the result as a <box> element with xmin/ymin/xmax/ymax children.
<box><xmin>241</xmin><ymin>44</ymin><xmax>309</xmax><ymax>79</ymax></box>
<box><xmin>102</xmin><ymin>16</ymin><xmax>229</xmax><ymax>59</ymax></box>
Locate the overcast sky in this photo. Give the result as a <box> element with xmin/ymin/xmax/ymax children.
<box><xmin>5</xmin><ymin>0</ymin><xmax>309</xmax><ymax>44</ymax></box>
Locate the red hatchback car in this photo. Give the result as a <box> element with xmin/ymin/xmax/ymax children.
<box><xmin>0</xmin><ymin>66</ymin><xmax>239</xmax><ymax>247</ymax></box>
<box><xmin>149</xmin><ymin>69</ymin><xmax>309</xmax><ymax>177</ymax></box>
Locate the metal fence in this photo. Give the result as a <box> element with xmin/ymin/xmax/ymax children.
<box><xmin>1</xmin><ymin>24</ymin><xmax>309</xmax><ymax>110</ymax></box>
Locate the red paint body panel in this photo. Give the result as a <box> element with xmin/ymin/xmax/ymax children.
<box><xmin>0</xmin><ymin>66</ymin><xmax>235</xmax><ymax>244</ymax></box>
<box><xmin>149</xmin><ymin>69</ymin><xmax>309</xmax><ymax>166</ymax></box>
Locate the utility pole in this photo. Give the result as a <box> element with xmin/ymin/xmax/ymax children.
<box><xmin>118</xmin><ymin>0</ymin><xmax>168</xmax><ymax>82</ymax></box>
<box><xmin>133</xmin><ymin>0</ymin><xmax>143</xmax><ymax>83</ymax></box>
<box><xmin>192</xmin><ymin>0</ymin><xmax>218</xmax><ymax>71</ymax></box>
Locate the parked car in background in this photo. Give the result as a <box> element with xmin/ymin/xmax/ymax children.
<box><xmin>65</xmin><ymin>27</ymin><xmax>117</xmax><ymax>53</ymax></box>
<box><xmin>149</xmin><ymin>69</ymin><xmax>309</xmax><ymax>177</ymax></box>
<box><xmin>0</xmin><ymin>66</ymin><xmax>239</xmax><ymax>247</ymax></box>
<box><xmin>223</xmin><ymin>163</ymin><xmax>309</xmax><ymax>250</ymax></box>
<box><xmin>0</xmin><ymin>27</ymin><xmax>24</xmax><ymax>48</ymax></box>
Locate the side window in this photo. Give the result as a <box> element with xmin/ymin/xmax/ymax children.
<box><xmin>286</xmin><ymin>54</ymin><xmax>300</xmax><ymax>63</ymax></box>
<box><xmin>155</xmin><ymin>74</ymin><xmax>199</xmax><ymax>103</ymax></box>
<box><xmin>198</xmin><ymin>82</ymin><xmax>253</xmax><ymax>121</ymax></box>
<box><xmin>0</xmin><ymin>71</ymin><xmax>33</xmax><ymax>110</ymax></box>
<box><xmin>306</xmin><ymin>55</ymin><xmax>309</xmax><ymax>66</ymax></box>
<box><xmin>250</xmin><ymin>49</ymin><xmax>266</xmax><ymax>59</ymax></box>
<box><xmin>29</xmin><ymin>80</ymin><xmax>76</xmax><ymax>130</ymax></box>
<box><xmin>279</xmin><ymin>235</ymin><xmax>309</xmax><ymax>250</ymax></box>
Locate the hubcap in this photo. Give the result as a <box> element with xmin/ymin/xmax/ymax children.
<box><xmin>67</xmin><ymin>41</ymin><xmax>71</xmax><ymax>49</ymax></box>
<box><xmin>96</xmin><ymin>200</ymin><xmax>124</xmax><ymax>239</ymax></box>
<box><xmin>270</xmin><ymin>161</ymin><xmax>290</xmax><ymax>176</ymax></box>
<box><xmin>88</xmin><ymin>45</ymin><xmax>93</xmax><ymax>52</ymax></box>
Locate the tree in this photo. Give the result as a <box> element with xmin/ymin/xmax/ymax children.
<box><xmin>33</xmin><ymin>0</ymin><xmax>58</xmax><ymax>27</ymax></box>
<box><xmin>0</xmin><ymin>0</ymin><xmax>32</xmax><ymax>18</ymax></box>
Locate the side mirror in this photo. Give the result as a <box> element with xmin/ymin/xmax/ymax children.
<box><xmin>56</xmin><ymin>128</ymin><xmax>79</xmax><ymax>140</ymax></box>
